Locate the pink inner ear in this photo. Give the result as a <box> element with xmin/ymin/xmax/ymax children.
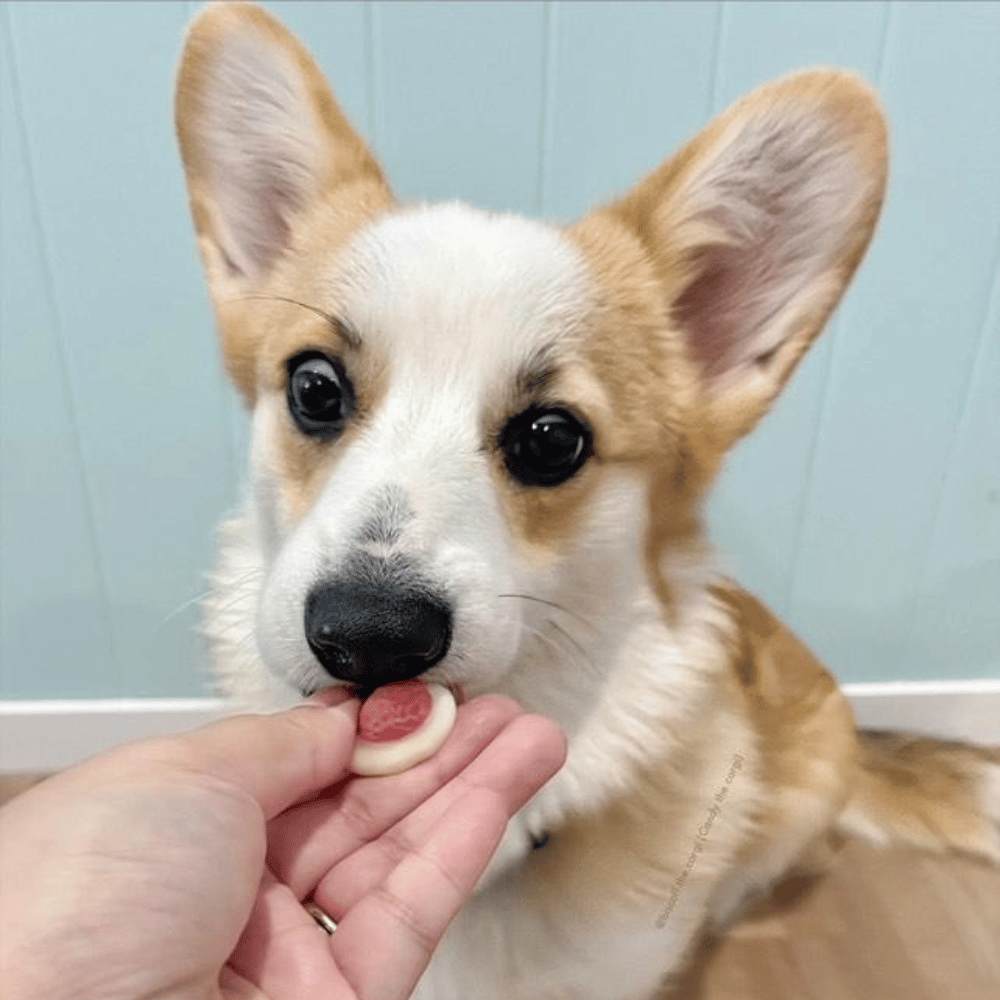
<box><xmin>217</xmin><ymin>159</ymin><xmax>301</xmax><ymax>280</ymax></box>
<box><xmin>673</xmin><ymin>244</ymin><xmax>750</xmax><ymax>382</ymax></box>
<box><xmin>672</xmin><ymin>241</ymin><xmax>780</xmax><ymax>383</ymax></box>
<box><xmin>671</xmin><ymin>217</ymin><xmax>818</xmax><ymax>386</ymax></box>
<box><xmin>666</xmin><ymin>109</ymin><xmax>864</xmax><ymax>389</ymax></box>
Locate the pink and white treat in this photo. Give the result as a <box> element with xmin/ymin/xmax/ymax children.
<box><xmin>350</xmin><ymin>680</ymin><xmax>457</xmax><ymax>776</ymax></box>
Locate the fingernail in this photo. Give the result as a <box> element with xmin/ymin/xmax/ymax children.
<box><xmin>306</xmin><ymin>686</ymin><xmax>358</xmax><ymax>709</ymax></box>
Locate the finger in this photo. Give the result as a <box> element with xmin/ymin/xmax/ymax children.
<box><xmin>331</xmin><ymin>786</ymin><xmax>510</xmax><ymax>1000</ymax></box>
<box><xmin>228</xmin><ymin>869</ymin><xmax>347</xmax><ymax>1000</ymax></box>
<box><xmin>306</xmin><ymin>687</ymin><xmax>356</xmax><ymax>708</ymax></box>
<box><xmin>307</xmin><ymin>714</ymin><xmax>565</xmax><ymax>915</ymax></box>
<box><xmin>218</xmin><ymin>966</ymin><xmax>268</xmax><ymax>1000</ymax></box>
<box><xmin>163</xmin><ymin>697</ymin><xmax>360</xmax><ymax>820</ymax></box>
<box><xmin>267</xmin><ymin>694</ymin><xmax>524</xmax><ymax>892</ymax></box>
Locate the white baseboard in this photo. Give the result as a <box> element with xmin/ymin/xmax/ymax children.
<box><xmin>2</xmin><ymin>681</ymin><xmax>998</xmax><ymax>772</ymax></box>
<box><xmin>0</xmin><ymin>699</ymin><xmax>228</xmax><ymax>772</ymax></box>
<box><xmin>842</xmin><ymin>680</ymin><xmax>1000</xmax><ymax>745</ymax></box>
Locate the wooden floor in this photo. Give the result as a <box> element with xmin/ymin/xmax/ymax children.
<box><xmin>684</xmin><ymin>838</ymin><xmax>1000</xmax><ymax>999</ymax></box>
<box><xmin>3</xmin><ymin>774</ymin><xmax>998</xmax><ymax>997</ymax></box>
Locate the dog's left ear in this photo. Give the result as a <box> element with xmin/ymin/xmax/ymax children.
<box><xmin>593</xmin><ymin>70</ymin><xmax>887</xmax><ymax>445</ymax></box>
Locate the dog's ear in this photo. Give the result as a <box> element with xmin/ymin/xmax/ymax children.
<box><xmin>175</xmin><ymin>1</ymin><xmax>389</xmax><ymax>301</ymax></box>
<box><xmin>597</xmin><ymin>70</ymin><xmax>887</xmax><ymax>445</ymax></box>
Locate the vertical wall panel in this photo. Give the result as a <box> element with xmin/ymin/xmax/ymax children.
<box><xmin>905</xmin><ymin>250</ymin><xmax>1000</xmax><ymax>679</ymax></box>
<box><xmin>1</xmin><ymin>10</ymin><xmax>119</xmax><ymax>697</ymax></box>
<box><xmin>7</xmin><ymin>2</ymin><xmax>232</xmax><ymax>696</ymax></box>
<box><xmin>374</xmin><ymin>1</ymin><xmax>548</xmax><ymax>214</ymax></box>
<box><xmin>544</xmin><ymin>1</ymin><xmax>720</xmax><ymax>220</ymax></box>
<box><xmin>787</xmin><ymin>2</ymin><xmax>1000</xmax><ymax>682</ymax></box>
<box><xmin>705</xmin><ymin>2</ymin><xmax>889</xmax><ymax>614</ymax></box>
<box><xmin>710</xmin><ymin>1</ymin><xmax>888</xmax><ymax>110</ymax></box>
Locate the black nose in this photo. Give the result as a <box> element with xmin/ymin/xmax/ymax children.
<box><xmin>305</xmin><ymin>579</ymin><xmax>452</xmax><ymax>687</ymax></box>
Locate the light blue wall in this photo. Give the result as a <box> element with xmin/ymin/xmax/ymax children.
<box><xmin>2</xmin><ymin>1</ymin><xmax>997</xmax><ymax>699</ymax></box>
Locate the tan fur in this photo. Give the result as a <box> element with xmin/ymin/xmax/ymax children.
<box><xmin>842</xmin><ymin>731</ymin><xmax>1000</xmax><ymax>861</ymax></box>
<box><xmin>256</xmin><ymin>301</ymin><xmax>392</xmax><ymax>522</ymax></box>
<box><xmin>202</xmin><ymin>179</ymin><xmax>392</xmax><ymax>401</ymax></box>
<box><xmin>566</xmin><ymin>215</ymin><xmax>710</xmax><ymax>619</ymax></box>
<box><xmin>717</xmin><ymin>586</ymin><xmax>858</xmax><ymax>820</ymax></box>
<box><xmin>176</xmin><ymin>6</ymin><xmax>999</xmax><ymax>998</ymax></box>
<box><xmin>487</xmin><ymin>364</ymin><xmax>618</xmax><ymax>560</ymax></box>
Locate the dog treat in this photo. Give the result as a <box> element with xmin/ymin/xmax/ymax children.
<box><xmin>351</xmin><ymin>680</ymin><xmax>457</xmax><ymax>776</ymax></box>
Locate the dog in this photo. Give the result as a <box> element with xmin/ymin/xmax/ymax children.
<box><xmin>175</xmin><ymin>4</ymin><xmax>1000</xmax><ymax>998</ymax></box>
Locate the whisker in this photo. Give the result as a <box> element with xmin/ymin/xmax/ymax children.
<box><xmin>517</xmin><ymin>617</ymin><xmax>595</xmax><ymax>679</ymax></box>
<box><xmin>216</xmin><ymin>622</ymin><xmax>259</xmax><ymax>658</ymax></box>
<box><xmin>518</xmin><ymin>619</ymin><xmax>568</xmax><ymax>663</ymax></box>
<box><xmin>497</xmin><ymin>592</ymin><xmax>599</xmax><ymax>635</ymax></box>
<box><xmin>227</xmin><ymin>295</ymin><xmax>361</xmax><ymax>349</ymax></box>
<box><xmin>158</xmin><ymin>569</ymin><xmax>263</xmax><ymax>633</ymax></box>
<box><xmin>205</xmin><ymin>572</ymin><xmax>265</xmax><ymax>616</ymax></box>
<box><xmin>547</xmin><ymin>618</ymin><xmax>589</xmax><ymax>663</ymax></box>
<box><xmin>157</xmin><ymin>590</ymin><xmax>212</xmax><ymax>630</ymax></box>
<box><xmin>543</xmin><ymin>619</ymin><xmax>599</xmax><ymax>677</ymax></box>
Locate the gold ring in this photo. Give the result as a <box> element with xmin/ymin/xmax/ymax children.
<box><xmin>305</xmin><ymin>900</ymin><xmax>338</xmax><ymax>934</ymax></box>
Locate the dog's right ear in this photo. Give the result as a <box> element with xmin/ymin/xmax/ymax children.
<box><xmin>176</xmin><ymin>2</ymin><xmax>389</xmax><ymax>308</ymax></box>
<box><xmin>582</xmin><ymin>70</ymin><xmax>886</xmax><ymax>451</ymax></box>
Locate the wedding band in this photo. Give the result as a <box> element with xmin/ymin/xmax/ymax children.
<box><xmin>305</xmin><ymin>900</ymin><xmax>338</xmax><ymax>934</ymax></box>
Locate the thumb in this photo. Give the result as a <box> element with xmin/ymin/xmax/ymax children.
<box><xmin>168</xmin><ymin>694</ymin><xmax>360</xmax><ymax>820</ymax></box>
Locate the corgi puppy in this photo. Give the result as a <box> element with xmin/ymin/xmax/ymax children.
<box><xmin>176</xmin><ymin>4</ymin><xmax>1000</xmax><ymax>998</ymax></box>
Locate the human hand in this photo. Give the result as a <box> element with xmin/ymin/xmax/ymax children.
<box><xmin>0</xmin><ymin>691</ymin><xmax>565</xmax><ymax>1000</ymax></box>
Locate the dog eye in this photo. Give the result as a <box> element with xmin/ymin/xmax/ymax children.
<box><xmin>500</xmin><ymin>408</ymin><xmax>592</xmax><ymax>487</ymax></box>
<box><xmin>286</xmin><ymin>354</ymin><xmax>353</xmax><ymax>437</ymax></box>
